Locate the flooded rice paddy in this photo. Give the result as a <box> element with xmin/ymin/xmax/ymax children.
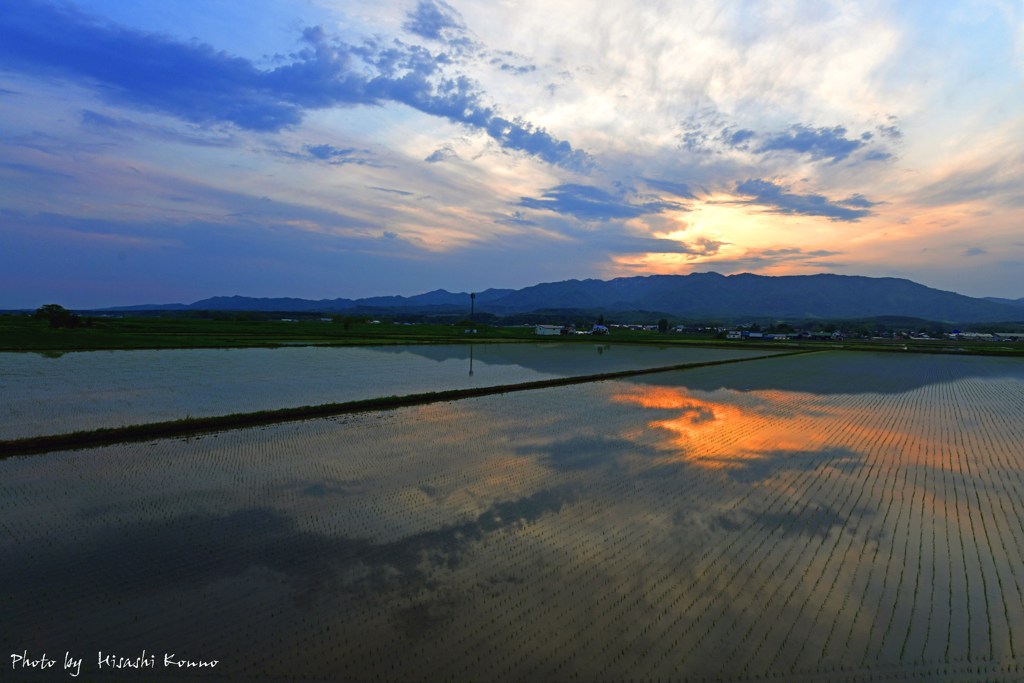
<box><xmin>2</xmin><ymin>350</ymin><xmax>1024</xmax><ymax>681</ymax></box>
<box><xmin>0</xmin><ymin>343</ymin><xmax>776</xmax><ymax>439</ymax></box>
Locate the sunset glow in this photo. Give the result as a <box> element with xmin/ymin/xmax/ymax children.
<box><xmin>2</xmin><ymin>1</ymin><xmax>1022</xmax><ymax>307</ymax></box>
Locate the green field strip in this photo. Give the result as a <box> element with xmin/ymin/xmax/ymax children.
<box><xmin>0</xmin><ymin>350</ymin><xmax>810</xmax><ymax>457</ymax></box>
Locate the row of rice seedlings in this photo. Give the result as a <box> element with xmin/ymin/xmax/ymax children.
<box><xmin>671</xmin><ymin>479</ymin><xmax>847</xmax><ymax>675</ymax></box>
<box><xmin>782</xmin><ymin>368</ymin><xmax>1024</xmax><ymax>671</ymax></box>
<box><xmin>430</xmin><ymin>523</ymin><xmax>588</xmax><ymax>680</ymax></box>
<box><xmin>5</xmin><ymin>463</ymin><xmax>251</xmax><ymax>670</ymax></box>
<box><xmin>901</xmin><ymin>374</ymin><xmax>1019</xmax><ymax>667</ymax></box>
<box><xmin>940</xmin><ymin>377</ymin><xmax>986</xmax><ymax>663</ymax></box>
<box><xmin>755</xmin><ymin>435</ymin><xmax>884</xmax><ymax>674</ymax></box>
<box><xmin>836</xmin><ymin>392</ymin><xmax>928</xmax><ymax>663</ymax></box>
<box><xmin>782</xmin><ymin>419</ymin><xmax>888</xmax><ymax>663</ymax></box>
<box><xmin>897</xmin><ymin>458</ymin><xmax>936</xmax><ymax>664</ymax></box>
<box><xmin>921</xmin><ymin>437</ymin><xmax>952</xmax><ymax>666</ymax></box>
<box><xmin>892</xmin><ymin>378</ymin><xmax>970</xmax><ymax>667</ymax></box>
<box><xmin>372</xmin><ymin>481</ymin><xmax>561</xmax><ymax>679</ymax></box>
<box><xmin>452</xmin><ymin>387</ymin><xmax>770</xmax><ymax>679</ymax></box>
<box><xmin>9</xmin><ymin>356</ymin><xmax>1024</xmax><ymax>679</ymax></box>
<box><xmin>790</xmin><ymin>387</ymin><xmax>921</xmax><ymax>671</ymax></box>
<box><xmin>979</xmin><ymin>475</ymin><xmax>1024</xmax><ymax>661</ymax></box>
<box><xmin>937</xmin><ymin>378</ymin><xmax>991</xmax><ymax>663</ymax></box>
<box><xmin>976</xmin><ymin>397</ymin><xmax>1024</xmax><ymax>662</ymax></box>
<box><xmin>940</xmin><ymin>420</ymin><xmax>972</xmax><ymax>665</ymax></box>
<box><xmin>493</xmin><ymin>513</ymin><xmax>651</xmax><ymax>680</ymax></box>
<box><xmin>951</xmin><ymin>378</ymin><xmax>1021</xmax><ymax>661</ymax></box>
<box><xmin>851</xmin><ymin>386</ymin><xmax>921</xmax><ymax>666</ymax></box>
<box><xmin>772</xmin><ymin>411</ymin><xmax>886</xmax><ymax>671</ymax></box>
<box><xmin>733</xmin><ymin>410</ymin><xmax>879</xmax><ymax>676</ymax></box>
<box><xmin>570</xmin><ymin>470</ymin><xmax>788</xmax><ymax>679</ymax></box>
<box><xmin>874</xmin><ymin>431</ymin><xmax>927</xmax><ymax>665</ymax></box>
<box><xmin>454</xmin><ymin>382</ymin><xmax>798</xmax><ymax>679</ymax></box>
<box><xmin>23</xmin><ymin>430</ymin><xmax>335</xmax><ymax>671</ymax></box>
<box><xmin>431</xmin><ymin>450</ymin><xmax>684</xmax><ymax>680</ymax></box>
<box><xmin>174</xmin><ymin>360</ymin><xmax>1024</xmax><ymax>675</ymax></box>
<box><xmin>56</xmin><ymin>421</ymin><xmax>389</xmax><ymax>671</ymax></box>
<box><xmin>616</xmin><ymin>411</ymin><xmax>823</xmax><ymax>675</ymax></box>
<box><xmin>807</xmin><ymin>390</ymin><xmax>901</xmax><ymax>657</ymax></box>
<box><xmin>626</xmin><ymin>393</ymin><xmax>858</xmax><ymax>678</ymax></box>
<box><xmin>887</xmin><ymin>383</ymin><xmax>946</xmax><ymax>667</ymax></box>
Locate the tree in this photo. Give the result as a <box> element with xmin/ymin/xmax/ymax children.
<box><xmin>658</xmin><ymin>318</ymin><xmax>669</xmax><ymax>333</ymax></box>
<box><xmin>34</xmin><ymin>304</ymin><xmax>80</xmax><ymax>329</ymax></box>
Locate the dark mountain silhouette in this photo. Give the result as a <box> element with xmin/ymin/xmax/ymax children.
<box><xmin>985</xmin><ymin>296</ymin><xmax>1024</xmax><ymax>307</ymax></box>
<box><xmin>101</xmin><ymin>273</ymin><xmax>1024</xmax><ymax>323</ymax></box>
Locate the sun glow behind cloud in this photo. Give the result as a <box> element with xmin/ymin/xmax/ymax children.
<box><xmin>1</xmin><ymin>0</ymin><xmax>1023</xmax><ymax>306</ymax></box>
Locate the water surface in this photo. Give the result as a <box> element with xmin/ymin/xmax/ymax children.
<box><xmin>0</xmin><ymin>343</ymin><xmax>776</xmax><ymax>438</ymax></box>
<box><xmin>3</xmin><ymin>351</ymin><xmax>1023</xmax><ymax>680</ymax></box>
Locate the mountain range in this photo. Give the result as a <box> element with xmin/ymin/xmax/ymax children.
<box><xmin>103</xmin><ymin>273</ymin><xmax>1024</xmax><ymax>323</ymax></box>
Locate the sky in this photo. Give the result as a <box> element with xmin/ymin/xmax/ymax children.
<box><xmin>2</xmin><ymin>0</ymin><xmax>1023</xmax><ymax>308</ymax></box>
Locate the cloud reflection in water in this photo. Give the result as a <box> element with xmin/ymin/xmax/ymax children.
<box><xmin>3</xmin><ymin>353</ymin><xmax>1024</xmax><ymax>680</ymax></box>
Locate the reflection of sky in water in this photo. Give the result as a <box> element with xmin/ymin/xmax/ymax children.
<box><xmin>0</xmin><ymin>343</ymin><xmax>779</xmax><ymax>439</ymax></box>
<box><xmin>2</xmin><ymin>352</ymin><xmax>1024</xmax><ymax>680</ymax></box>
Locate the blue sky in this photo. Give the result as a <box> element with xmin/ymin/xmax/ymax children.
<box><xmin>2</xmin><ymin>0</ymin><xmax>1023</xmax><ymax>308</ymax></box>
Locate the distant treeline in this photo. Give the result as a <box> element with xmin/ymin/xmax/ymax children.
<box><xmin>36</xmin><ymin>307</ymin><xmax>1024</xmax><ymax>333</ymax></box>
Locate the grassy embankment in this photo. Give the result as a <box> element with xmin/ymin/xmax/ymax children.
<box><xmin>0</xmin><ymin>315</ymin><xmax>502</xmax><ymax>350</ymax></box>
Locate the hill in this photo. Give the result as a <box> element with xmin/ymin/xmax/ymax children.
<box><xmin>100</xmin><ymin>273</ymin><xmax>1024</xmax><ymax>323</ymax></box>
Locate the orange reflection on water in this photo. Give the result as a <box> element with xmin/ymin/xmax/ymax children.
<box><xmin>612</xmin><ymin>385</ymin><xmax>849</xmax><ymax>472</ymax></box>
<box><xmin>611</xmin><ymin>382</ymin><xmax>980</xmax><ymax>482</ymax></box>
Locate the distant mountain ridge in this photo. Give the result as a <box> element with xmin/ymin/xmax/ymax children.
<box><xmin>102</xmin><ymin>273</ymin><xmax>1024</xmax><ymax>323</ymax></box>
<box><xmin>984</xmin><ymin>296</ymin><xmax>1024</xmax><ymax>307</ymax></box>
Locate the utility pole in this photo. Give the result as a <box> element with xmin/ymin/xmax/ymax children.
<box><xmin>470</xmin><ymin>292</ymin><xmax>476</xmax><ymax>321</ymax></box>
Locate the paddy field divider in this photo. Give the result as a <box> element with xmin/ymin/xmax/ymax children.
<box><xmin>0</xmin><ymin>350</ymin><xmax>817</xmax><ymax>458</ymax></box>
